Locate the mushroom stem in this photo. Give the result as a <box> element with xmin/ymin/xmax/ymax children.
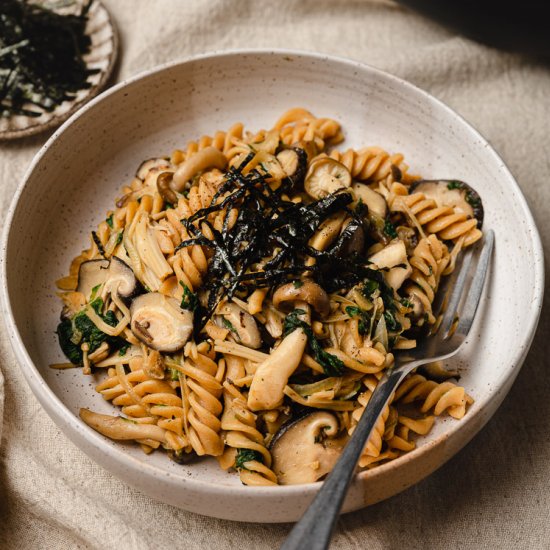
<box><xmin>247</xmin><ymin>302</ymin><xmax>310</xmax><ymax>412</ymax></box>
<box><xmin>80</xmin><ymin>409</ymin><xmax>169</xmax><ymax>443</ymax></box>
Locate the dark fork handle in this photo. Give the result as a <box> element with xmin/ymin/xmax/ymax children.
<box><xmin>280</xmin><ymin>366</ymin><xmax>411</xmax><ymax>550</ymax></box>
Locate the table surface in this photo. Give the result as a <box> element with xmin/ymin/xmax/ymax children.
<box><xmin>1</xmin><ymin>1</ymin><xmax>549</xmax><ymax>548</ymax></box>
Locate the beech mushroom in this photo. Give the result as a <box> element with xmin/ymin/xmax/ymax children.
<box><xmin>368</xmin><ymin>240</ymin><xmax>412</xmax><ymax>291</ymax></box>
<box><xmin>351</xmin><ymin>182</ymin><xmax>387</xmax><ymax>219</ymax></box>
<box><xmin>136</xmin><ymin>157</ymin><xmax>171</xmax><ymax>181</ymax></box>
<box><xmin>410</xmin><ymin>179</ymin><xmax>484</xmax><ymax>226</ymax></box>
<box><xmin>130</xmin><ymin>292</ymin><xmax>193</xmax><ymax>352</ymax></box>
<box><xmin>156</xmin><ymin>171</ymin><xmax>178</xmax><ymax>205</ymax></box>
<box><xmin>276</xmin><ymin>147</ymin><xmax>308</xmax><ymax>188</ymax></box>
<box><xmin>77</xmin><ymin>257</ymin><xmax>139</xmax><ymax>303</ymax></box>
<box><xmin>218</xmin><ymin>302</ymin><xmax>261</xmax><ymax>349</ymax></box>
<box><xmin>270</xmin><ymin>411</ymin><xmax>344</xmax><ymax>485</ymax></box>
<box><xmin>172</xmin><ymin>147</ymin><xmax>227</xmax><ymax>192</ymax></box>
<box><xmin>272</xmin><ymin>280</ymin><xmax>330</xmax><ymax>317</ymax></box>
<box><xmin>304</xmin><ymin>157</ymin><xmax>352</xmax><ymax>199</ymax></box>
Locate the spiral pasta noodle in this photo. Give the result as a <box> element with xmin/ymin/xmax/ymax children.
<box><xmin>54</xmin><ymin>108</ymin><xmax>482</xmax><ymax>486</ymax></box>
<box><xmin>392</xmin><ymin>191</ymin><xmax>482</xmax><ymax>248</ymax></box>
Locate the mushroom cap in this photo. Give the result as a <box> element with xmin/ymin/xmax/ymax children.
<box><xmin>351</xmin><ymin>182</ymin><xmax>387</xmax><ymax>219</ymax></box>
<box><xmin>136</xmin><ymin>157</ymin><xmax>171</xmax><ymax>181</ymax></box>
<box><xmin>272</xmin><ymin>280</ymin><xmax>330</xmax><ymax>317</ymax></box>
<box><xmin>217</xmin><ymin>302</ymin><xmax>261</xmax><ymax>349</ymax></box>
<box><xmin>410</xmin><ymin>179</ymin><xmax>484</xmax><ymax>226</ymax></box>
<box><xmin>172</xmin><ymin>146</ymin><xmax>227</xmax><ymax>192</ymax></box>
<box><xmin>270</xmin><ymin>411</ymin><xmax>344</xmax><ymax>485</ymax></box>
<box><xmin>156</xmin><ymin>171</ymin><xmax>178</xmax><ymax>205</ymax></box>
<box><xmin>108</xmin><ymin>257</ymin><xmax>141</xmax><ymax>301</ymax></box>
<box><xmin>77</xmin><ymin>258</ymin><xmax>140</xmax><ymax>304</ymax></box>
<box><xmin>130</xmin><ymin>292</ymin><xmax>193</xmax><ymax>352</ymax></box>
<box><xmin>276</xmin><ymin>146</ymin><xmax>308</xmax><ymax>189</ymax></box>
<box><xmin>304</xmin><ymin>157</ymin><xmax>352</xmax><ymax>200</ymax></box>
<box><xmin>76</xmin><ymin>259</ymin><xmax>109</xmax><ymax>301</ymax></box>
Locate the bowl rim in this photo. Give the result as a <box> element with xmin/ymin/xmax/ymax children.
<box><xmin>0</xmin><ymin>48</ymin><xmax>545</xmax><ymax>498</ymax></box>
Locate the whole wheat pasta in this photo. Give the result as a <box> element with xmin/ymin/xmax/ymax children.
<box><xmin>54</xmin><ymin>109</ymin><xmax>482</xmax><ymax>485</ymax></box>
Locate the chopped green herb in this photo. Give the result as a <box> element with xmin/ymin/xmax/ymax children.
<box><xmin>345</xmin><ymin>305</ymin><xmax>371</xmax><ymax>336</ymax></box>
<box><xmin>383</xmin><ymin>219</ymin><xmax>398</xmax><ymax>239</ymax></box>
<box><xmin>115</xmin><ymin>232</ymin><xmax>123</xmax><ymax>246</ymax></box>
<box><xmin>56</xmin><ymin>319</ymin><xmax>81</xmax><ymax>364</ymax></box>
<box><xmin>222</xmin><ymin>317</ymin><xmax>237</xmax><ymax>333</ymax></box>
<box><xmin>447</xmin><ymin>181</ymin><xmax>462</xmax><ymax>190</ymax></box>
<box><xmin>362</xmin><ymin>280</ymin><xmax>379</xmax><ymax>297</ymax></box>
<box><xmin>384</xmin><ymin>311</ymin><xmax>402</xmax><ymax>332</ymax></box>
<box><xmin>466</xmin><ymin>191</ymin><xmax>481</xmax><ymax>207</ymax></box>
<box><xmin>293</xmin><ymin>280</ymin><xmax>304</xmax><ymax>289</ymax></box>
<box><xmin>401</xmin><ymin>298</ymin><xmax>413</xmax><ymax>308</ymax></box>
<box><xmin>235</xmin><ymin>448</ymin><xmax>263</xmax><ymax>470</ymax></box>
<box><xmin>169</xmin><ymin>367</ymin><xmax>180</xmax><ymax>381</ymax></box>
<box><xmin>56</xmin><ymin>299</ymin><xmax>124</xmax><ymax>365</ymax></box>
<box><xmin>283</xmin><ymin>309</ymin><xmax>344</xmax><ymax>376</ymax></box>
<box><xmin>90</xmin><ymin>283</ymin><xmax>102</xmax><ymax>301</ymax></box>
<box><xmin>118</xmin><ymin>344</ymin><xmax>130</xmax><ymax>356</ymax></box>
<box><xmin>106</xmin><ymin>214</ymin><xmax>114</xmax><ymax>228</ymax></box>
<box><xmin>179</xmin><ymin>282</ymin><xmax>198</xmax><ymax>312</ymax></box>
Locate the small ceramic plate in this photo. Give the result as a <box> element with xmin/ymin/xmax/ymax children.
<box><xmin>0</xmin><ymin>50</ymin><xmax>544</xmax><ymax>523</ymax></box>
<box><xmin>0</xmin><ymin>0</ymin><xmax>118</xmax><ymax>140</ymax></box>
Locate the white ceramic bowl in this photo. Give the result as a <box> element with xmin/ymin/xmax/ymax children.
<box><xmin>1</xmin><ymin>50</ymin><xmax>544</xmax><ymax>523</ymax></box>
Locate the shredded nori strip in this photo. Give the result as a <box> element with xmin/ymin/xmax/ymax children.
<box><xmin>0</xmin><ymin>0</ymin><xmax>97</xmax><ymax>118</ymax></box>
<box><xmin>177</xmin><ymin>157</ymin><xmax>376</xmax><ymax>331</ymax></box>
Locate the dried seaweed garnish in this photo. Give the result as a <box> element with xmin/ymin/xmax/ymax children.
<box><xmin>0</xmin><ymin>0</ymin><xmax>97</xmax><ymax>118</ymax></box>
<box><xmin>177</xmin><ymin>158</ymin><xmax>374</xmax><ymax>329</ymax></box>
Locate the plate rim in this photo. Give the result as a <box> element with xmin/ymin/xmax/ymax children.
<box><xmin>0</xmin><ymin>48</ymin><xmax>545</xmax><ymax>501</ymax></box>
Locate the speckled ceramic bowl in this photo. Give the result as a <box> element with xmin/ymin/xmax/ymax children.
<box><xmin>0</xmin><ymin>50</ymin><xmax>544</xmax><ymax>523</ymax></box>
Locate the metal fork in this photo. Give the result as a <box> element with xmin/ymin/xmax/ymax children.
<box><xmin>281</xmin><ymin>229</ymin><xmax>494</xmax><ymax>550</ymax></box>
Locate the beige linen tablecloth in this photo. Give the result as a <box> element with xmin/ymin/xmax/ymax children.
<box><xmin>1</xmin><ymin>1</ymin><xmax>549</xmax><ymax>548</ymax></box>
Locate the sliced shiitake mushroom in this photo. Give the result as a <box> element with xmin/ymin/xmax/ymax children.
<box><xmin>108</xmin><ymin>257</ymin><xmax>141</xmax><ymax>301</ymax></box>
<box><xmin>76</xmin><ymin>257</ymin><xmax>140</xmax><ymax>303</ymax></box>
<box><xmin>130</xmin><ymin>292</ymin><xmax>193</xmax><ymax>352</ymax></box>
<box><xmin>410</xmin><ymin>179</ymin><xmax>484</xmax><ymax>226</ymax></box>
<box><xmin>276</xmin><ymin>146</ymin><xmax>308</xmax><ymax>189</ymax></box>
<box><xmin>270</xmin><ymin>411</ymin><xmax>345</xmax><ymax>485</ymax></box>
<box><xmin>304</xmin><ymin>157</ymin><xmax>352</xmax><ymax>200</ymax></box>
<box><xmin>76</xmin><ymin>259</ymin><xmax>109</xmax><ymax>300</ymax></box>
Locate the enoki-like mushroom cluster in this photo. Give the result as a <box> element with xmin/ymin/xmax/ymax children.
<box><xmin>54</xmin><ymin>108</ymin><xmax>482</xmax><ymax>486</ymax></box>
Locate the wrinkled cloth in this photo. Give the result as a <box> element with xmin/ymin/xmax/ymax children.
<box><xmin>1</xmin><ymin>1</ymin><xmax>550</xmax><ymax>548</ymax></box>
